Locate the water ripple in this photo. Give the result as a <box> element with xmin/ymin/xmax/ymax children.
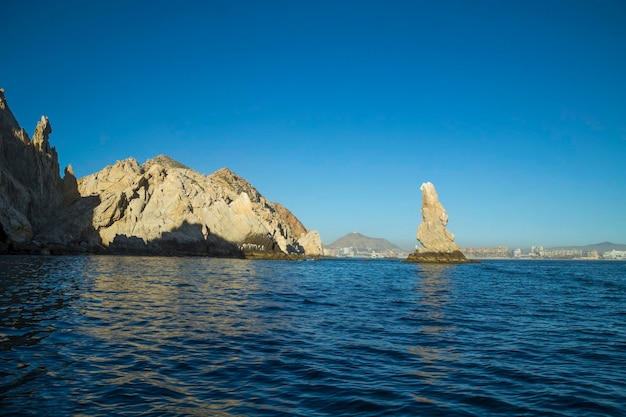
<box><xmin>1</xmin><ymin>257</ymin><xmax>625</xmax><ymax>416</ymax></box>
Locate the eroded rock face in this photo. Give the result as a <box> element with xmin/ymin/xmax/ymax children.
<box><xmin>0</xmin><ymin>88</ymin><xmax>85</xmax><ymax>252</ymax></box>
<box><xmin>77</xmin><ymin>156</ymin><xmax>324</xmax><ymax>257</ymax></box>
<box><xmin>0</xmin><ymin>88</ymin><xmax>322</xmax><ymax>257</ymax></box>
<box><xmin>406</xmin><ymin>182</ymin><xmax>470</xmax><ymax>263</ymax></box>
<box><xmin>416</xmin><ymin>182</ymin><xmax>460</xmax><ymax>252</ymax></box>
<box><xmin>297</xmin><ymin>230</ymin><xmax>323</xmax><ymax>256</ymax></box>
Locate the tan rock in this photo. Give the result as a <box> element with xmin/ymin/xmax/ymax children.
<box><xmin>406</xmin><ymin>182</ymin><xmax>471</xmax><ymax>263</ymax></box>
<box><xmin>297</xmin><ymin>230</ymin><xmax>324</xmax><ymax>256</ymax></box>
<box><xmin>77</xmin><ymin>155</ymin><xmax>322</xmax><ymax>257</ymax></box>
<box><xmin>0</xmin><ymin>89</ymin><xmax>321</xmax><ymax>257</ymax></box>
<box><xmin>416</xmin><ymin>182</ymin><xmax>460</xmax><ymax>252</ymax></box>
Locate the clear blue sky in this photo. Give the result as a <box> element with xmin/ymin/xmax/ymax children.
<box><xmin>3</xmin><ymin>0</ymin><xmax>625</xmax><ymax>249</ymax></box>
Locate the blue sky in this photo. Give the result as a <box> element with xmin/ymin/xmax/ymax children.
<box><xmin>3</xmin><ymin>0</ymin><xmax>625</xmax><ymax>249</ymax></box>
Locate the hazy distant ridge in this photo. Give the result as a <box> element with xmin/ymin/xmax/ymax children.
<box><xmin>326</xmin><ymin>232</ymin><xmax>403</xmax><ymax>251</ymax></box>
<box><xmin>547</xmin><ymin>242</ymin><xmax>626</xmax><ymax>253</ymax></box>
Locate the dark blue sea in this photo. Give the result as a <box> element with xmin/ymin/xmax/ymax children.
<box><xmin>1</xmin><ymin>256</ymin><xmax>624</xmax><ymax>416</ymax></box>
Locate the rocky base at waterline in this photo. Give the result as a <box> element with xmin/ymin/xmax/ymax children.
<box><xmin>405</xmin><ymin>250</ymin><xmax>477</xmax><ymax>263</ymax></box>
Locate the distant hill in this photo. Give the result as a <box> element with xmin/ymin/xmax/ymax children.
<box><xmin>549</xmin><ymin>242</ymin><xmax>626</xmax><ymax>253</ymax></box>
<box><xmin>326</xmin><ymin>232</ymin><xmax>403</xmax><ymax>251</ymax></box>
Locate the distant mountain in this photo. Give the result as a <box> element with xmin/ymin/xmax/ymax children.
<box><xmin>326</xmin><ymin>232</ymin><xmax>403</xmax><ymax>251</ymax></box>
<box><xmin>548</xmin><ymin>242</ymin><xmax>626</xmax><ymax>253</ymax></box>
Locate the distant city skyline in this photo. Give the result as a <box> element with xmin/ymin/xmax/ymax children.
<box><xmin>3</xmin><ymin>1</ymin><xmax>625</xmax><ymax>248</ymax></box>
<box><xmin>325</xmin><ymin>231</ymin><xmax>626</xmax><ymax>252</ymax></box>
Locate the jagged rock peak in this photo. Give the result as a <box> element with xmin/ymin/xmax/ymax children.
<box><xmin>0</xmin><ymin>87</ymin><xmax>24</xmax><ymax>134</ymax></box>
<box><xmin>109</xmin><ymin>157</ymin><xmax>142</xmax><ymax>175</ymax></box>
<box><xmin>65</xmin><ymin>164</ymin><xmax>75</xmax><ymax>176</ymax></box>
<box><xmin>32</xmin><ymin>116</ymin><xmax>53</xmax><ymax>153</ymax></box>
<box><xmin>142</xmin><ymin>155</ymin><xmax>190</xmax><ymax>171</ymax></box>
<box><xmin>209</xmin><ymin>167</ymin><xmax>261</xmax><ymax>199</ymax></box>
<box><xmin>212</xmin><ymin>166</ymin><xmax>237</xmax><ymax>178</ymax></box>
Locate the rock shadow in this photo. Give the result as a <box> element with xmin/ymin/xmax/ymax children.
<box><xmin>107</xmin><ymin>221</ymin><xmax>246</xmax><ymax>257</ymax></box>
<box><xmin>1</xmin><ymin>174</ymin><xmax>105</xmax><ymax>255</ymax></box>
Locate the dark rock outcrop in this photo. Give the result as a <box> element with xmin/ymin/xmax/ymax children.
<box><xmin>0</xmin><ymin>88</ymin><xmax>94</xmax><ymax>253</ymax></box>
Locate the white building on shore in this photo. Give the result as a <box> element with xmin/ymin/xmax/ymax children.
<box><xmin>603</xmin><ymin>250</ymin><xmax>626</xmax><ymax>260</ymax></box>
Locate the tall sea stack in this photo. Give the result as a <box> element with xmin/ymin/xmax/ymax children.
<box><xmin>405</xmin><ymin>182</ymin><xmax>472</xmax><ymax>263</ymax></box>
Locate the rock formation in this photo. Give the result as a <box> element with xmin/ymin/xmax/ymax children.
<box><xmin>0</xmin><ymin>88</ymin><xmax>323</xmax><ymax>258</ymax></box>
<box><xmin>0</xmin><ymin>88</ymin><xmax>88</xmax><ymax>253</ymax></box>
<box><xmin>406</xmin><ymin>182</ymin><xmax>472</xmax><ymax>263</ymax></box>
<box><xmin>77</xmin><ymin>156</ymin><xmax>323</xmax><ymax>257</ymax></box>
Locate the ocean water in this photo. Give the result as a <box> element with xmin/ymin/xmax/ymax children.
<box><xmin>0</xmin><ymin>256</ymin><xmax>624</xmax><ymax>416</ymax></box>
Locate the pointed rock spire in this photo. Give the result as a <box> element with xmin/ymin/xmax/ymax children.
<box><xmin>406</xmin><ymin>182</ymin><xmax>474</xmax><ymax>263</ymax></box>
<box><xmin>416</xmin><ymin>182</ymin><xmax>460</xmax><ymax>252</ymax></box>
<box><xmin>32</xmin><ymin>116</ymin><xmax>52</xmax><ymax>153</ymax></box>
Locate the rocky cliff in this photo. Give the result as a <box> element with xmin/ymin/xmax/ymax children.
<box><xmin>0</xmin><ymin>88</ymin><xmax>322</xmax><ymax>258</ymax></box>
<box><xmin>406</xmin><ymin>182</ymin><xmax>471</xmax><ymax>263</ymax></box>
<box><xmin>0</xmin><ymin>88</ymin><xmax>87</xmax><ymax>253</ymax></box>
<box><xmin>77</xmin><ymin>156</ymin><xmax>323</xmax><ymax>257</ymax></box>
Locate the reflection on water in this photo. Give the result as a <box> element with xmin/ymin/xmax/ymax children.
<box><xmin>0</xmin><ymin>256</ymin><xmax>267</xmax><ymax>416</ymax></box>
<box><xmin>77</xmin><ymin>256</ymin><xmax>290</xmax><ymax>415</ymax></box>
<box><xmin>415</xmin><ymin>264</ymin><xmax>454</xmax><ymax>325</ymax></box>
<box><xmin>81</xmin><ymin>256</ymin><xmax>266</xmax><ymax>343</ymax></box>
<box><xmin>408</xmin><ymin>264</ymin><xmax>459</xmax><ymax>384</ymax></box>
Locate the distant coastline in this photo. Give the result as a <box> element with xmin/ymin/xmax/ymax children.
<box><xmin>323</xmin><ymin>238</ymin><xmax>626</xmax><ymax>261</ymax></box>
<box><xmin>463</xmin><ymin>256</ymin><xmax>625</xmax><ymax>261</ymax></box>
<box><xmin>460</xmin><ymin>243</ymin><xmax>626</xmax><ymax>261</ymax></box>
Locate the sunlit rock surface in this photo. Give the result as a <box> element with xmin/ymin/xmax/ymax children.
<box><xmin>406</xmin><ymin>182</ymin><xmax>472</xmax><ymax>263</ymax></box>
<box><xmin>78</xmin><ymin>156</ymin><xmax>324</xmax><ymax>257</ymax></box>
<box><xmin>0</xmin><ymin>88</ymin><xmax>322</xmax><ymax>257</ymax></box>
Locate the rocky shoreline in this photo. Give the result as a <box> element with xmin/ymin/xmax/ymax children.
<box><xmin>1</xmin><ymin>241</ymin><xmax>319</xmax><ymax>260</ymax></box>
